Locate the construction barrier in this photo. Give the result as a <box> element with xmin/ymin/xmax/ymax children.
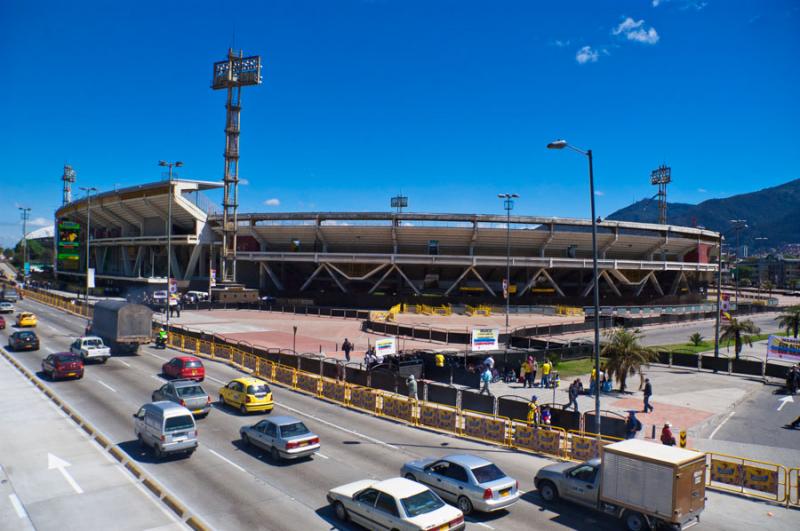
<box><xmin>348</xmin><ymin>385</ymin><xmax>379</xmax><ymax>414</ymax></box>
<box><xmin>242</xmin><ymin>352</ymin><xmax>257</xmax><ymax>373</ymax></box>
<box><xmin>556</xmin><ymin>305</ymin><xmax>584</xmax><ymax>317</ymax></box>
<box><xmin>462</xmin><ymin>411</ymin><xmax>509</xmax><ymax>445</ymax></box>
<box><xmin>707</xmin><ymin>453</ymin><xmax>787</xmax><ymax>503</ymax></box>
<box><xmin>418</xmin><ymin>403</ymin><xmax>459</xmax><ymax>434</ymax></box>
<box><xmin>788</xmin><ymin>468</ymin><xmax>799</xmax><ymax>506</ymax></box>
<box><xmin>321</xmin><ymin>378</ymin><xmax>347</xmax><ymax>404</ymax></box>
<box><xmin>274</xmin><ymin>365</ymin><xmax>296</xmax><ymax>387</ymax></box>
<box><xmin>381</xmin><ymin>394</ymin><xmax>414</xmax><ymax>424</ymax></box>
<box><xmin>295</xmin><ymin>372</ymin><xmax>321</xmax><ymax>396</ymax></box>
<box><xmin>512</xmin><ymin>423</ymin><xmax>565</xmax><ymax>457</ymax></box>
<box><xmin>465</xmin><ymin>304</ymin><xmax>491</xmax><ymax>316</ymax></box>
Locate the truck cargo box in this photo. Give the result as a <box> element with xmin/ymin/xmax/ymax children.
<box><xmin>600</xmin><ymin>439</ymin><xmax>706</xmax><ymax>526</ymax></box>
<box><xmin>92</xmin><ymin>301</ymin><xmax>153</xmax><ymax>354</ymax></box>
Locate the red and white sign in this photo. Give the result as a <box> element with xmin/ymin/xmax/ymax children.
<box><xmin>168</xmin><ymin>278</ymin><xmax>178</xmax><ymax>294</ymax></box>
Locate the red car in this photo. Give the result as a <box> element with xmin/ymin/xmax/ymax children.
<box><xmin>162</xmin><ymin>356</ymin><xmax>205</xmax><ymax>381</ymax></box>
<box><xmin>42</xmin><ymin>353</ymin><xmax>84</xmax><ymax>380</ymax></box>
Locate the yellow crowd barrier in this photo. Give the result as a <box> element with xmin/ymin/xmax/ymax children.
<box><xmin>465</xmin><ymin>304</ymin><xmax>491</xmax><ymax>316</ymax></box>
<box><xmin>295</xmin><ymin>372</ymin><xmax>321</xmax><ymax>397</ymax></box>
<box><xmin>788</xmin><ymin>468</ymin><xmax>799</xmax><ymax>506</ymax></box>
<box><xmin>512</xmin><ymin>423</ymin><xmax>566</xmax><ymax>458</ymax></box>
<box><xmin>320</xmin><ymin>378</ymin><xmax>347</xmax><ymax>405</ymax></box>
<box><xmin>381</xmin><ymin>394</ymin><xmax>415</xmax><ymax>424</ymax></box>
<box><xmin>461</xmin><ymin>410</ymin><xmax>510</xmax><ymax>446</ymax></box>
<box><xmin>348</xmin><ymin>385</ymin><xmax>379</xmax><ymax>414</ymax></box>
<box><xmin>707</xmin><ymin>452</ymin><xmax>788</xmax><ymax>503</ymax></box>
<box><xmin>274</xmin><ymin>365</ymin><xmax>296</xmax><ymax>387</ymax></box>
<box><xmin>418</xmin><ymin>403</ymin><xmax>459</xmax><ymax>434</ymax></box>
<box><xmin>556</xmin><ymin>305</ymin><xmax>584</xmax><ymax>317</ymax></box>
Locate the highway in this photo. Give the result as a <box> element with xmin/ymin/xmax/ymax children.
<box><xmin>2</xmin><ymin>297</ymin><xmax>796</xmax><ymax>530</ymax></box>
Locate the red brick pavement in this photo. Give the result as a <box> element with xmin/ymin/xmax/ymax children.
<box><xmin>611</xmin><ymin>398</ymin><xmax>714</xmax><ymax>440</ymax></box>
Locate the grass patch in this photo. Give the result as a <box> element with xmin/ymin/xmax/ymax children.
<box><xmin>654</xmin><ymin>332</ymin><xmax>787</xmax><ymax>355</ymax></box>
<box><xmin>555</xmin><ymin>357</ymin><xmax>606</xmax><ymax>379</ymax></box>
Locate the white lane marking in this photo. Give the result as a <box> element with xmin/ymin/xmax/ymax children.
<box><xmin>48</xmin><ymin>453</ymin><xmax>84</xmax><ymax>494</ymax></box>
<box><xmin>206</xmin><ymin>376</ymin><xmax>225</xmax><ymax>384</ymax></box>
<box><xmin>8</xmin><ymin>493</ymin><xmax>27</xmax><ymax>519</ymax></box>
<box><xmin>476</xmin><ymin>523</ymin><xmax>495</xmax><ymax>529</ymax></box>
<box><xmin>207</xmin><ymin>448</ymin><xmax>246</xmax><ymax>473</ymax></box>
<box><xmin>151</xmin><ymin>375</ymin><xmax>166</xmax><ymax>382</ymax></box>
<box><xmin>115</xmin><ymin>359</ymin><xmax>131</xmax><ymax>368</ymax></box>
<box><xmin>148</xmin><ymin>352</ymin><xmax>167</xmax><ymax>361</ymax></box>
<box><xmin>709</xmin><ymin>411</ymin><xmax>735</xmax><ymax>440</ymax></box>
<box><xmin>276</xmin><ymin>403</ymin><xmax>399</xmax><ymax>450</ymax></box>
<box><xmin>315</xmin><ymin>452</ymin><xmax>329</xmax><ymax>459</ymax></box>
<box><xmin>777</xmin><ymin>395</ymin><xmax>794</xmax><ymax>411</ymax></box>
<box><xmin>95</xmin><ymin>379</ymin><xmax>116</xmax><ymax>393</ymax></box>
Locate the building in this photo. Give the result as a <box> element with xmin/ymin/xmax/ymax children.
<box><xmin>756</xmin><ymin>255</ymin><xmax>800</xmax><ymax>289</ymax></box>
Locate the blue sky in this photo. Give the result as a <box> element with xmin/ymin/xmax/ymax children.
<box><xmin>1</xmin><ymin>0</ymin><xmax>798</xmax><ymax>247</ymax></box>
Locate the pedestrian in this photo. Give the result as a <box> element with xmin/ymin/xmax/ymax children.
<box><xmin>643</xmin><ymin>378</ymin><xmax>654</xmax><ymax>413</ymax></box>
<box><xmin>524</xmin><ymin>356</ymin><xmax>535</xmax><ymax>388</ymax></box>
<box><xmin>434</xmin><ymin>352</ymin><xmax>445</xmax><ymax>368</ymax></box>
<box><xmin>484</xmin><ymin>355</ymin><xmax>495</xmax><ymax>371</ymax></box>
<box><xmin>504</xmin><ymin>365</ymin><xmax>516</xmax><ymax>383</ymax></box>
<box><xmin>342</xmin><ymin>338</ymin><xmax>352</xmax><ymax>362</ymax></box>
<box><xmin>589</xmin><ymin>367</ymin><xmax>597</xmax><ymax>396</ymax></box>
<box><xmin>531</xmin><ymin>357</ymin><xmax>538</xmax><ymax>387</ymax></box>
<box><xmin>660</xmin><ymin>422</ymin><xmax>676</xmax><ymax>446</ymax></box>
<box><xmin>541</xmin><ymin>358</ymin><xmax>551</xmax><ymax>388</ymax></box>
<box><xmin>479</xmin><ymin>367</ymin><xmax>492</xmax><ymax>396</ymax></box>
<box><xmin>527</xmin><ymin>395</ymin><xmax>540</xmax><ymax>425</ymax></box>
<box><xmin>519</xmin><ymin>359</ymin><xmax>527</xmax><ymax>385</ymax></box>
<box><xmin>566</xmin><ymin>380</ymin><xmax>579</xmax><ymax>412</ymax></box>
<box><xmin>541</xmin><ymin>405</ymin><xmax>552</xmax><ymax>426</ymax></box>
<box><xmin>625</xmin><ymin>411</ymin><xmax>643</xmax><ymax>439</ymax></box>
<box><xmin>789</xmin><ymin>415</ymin><xmax>800</xmax><ymax>429</ymax></box>
<box><xmin>407</xmin><ymin>374</ymin><xmax>418</xmax><ymax>401</ymax></box>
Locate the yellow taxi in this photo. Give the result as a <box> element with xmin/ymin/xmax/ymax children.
<box><xmin>218</xmin><ymin>377</ymin><xmax>274</xmax><ymax>414</ymax></box>
<box><xmin>16</xmin><ymin>312</ymin><xmax>37</xmax><ymax>327</ymax></box>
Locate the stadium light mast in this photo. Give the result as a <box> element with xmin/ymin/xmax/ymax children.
<box><xmin>211</xmin><ymin>49</ymin><xmax>262</xmax><ymax>284</ymax></box>
<box><xmin>159</xmin><ymin>160</ymin><xmax>183</xmax><ymax>333</ymax></box>
<box><xmin>62</xmin><ymin>164</ymin><xmax>77</xmax><ymax>205</ymax></box>
<box><xmin>497</xmin><ymin>193</ymin><xmax>519</xmax><ymax>335</ymax></box>
<box><xmin>79</xmin><ymin>186</ymin><xmax>97</xmax><ymax>317</ymax></box>
<box><xmin>547</xmin><ymin>138</ymin><xmax>602</xmax><ymax>439</ymax></box>
<box><xmin>650</xmin><ymin>165</ymin><xmax>671</xmax><ymax>225</ymax></box>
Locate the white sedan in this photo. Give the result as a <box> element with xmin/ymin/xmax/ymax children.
<box><xmin>327</xmin><ymin>477</ymin><xmax>465</xmax><ymax>531</ymax></box>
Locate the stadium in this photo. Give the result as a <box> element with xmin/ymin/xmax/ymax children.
<box><xmin>52</xmin><ymin>179</ymin><xmax>720</xmax><ymax>307</ymax></box>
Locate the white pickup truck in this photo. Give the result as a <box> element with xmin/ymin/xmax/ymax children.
<box><xmin>70</xmin><ymin>336</ymin><xmax>111</xmax><ymax>364</ymax></box>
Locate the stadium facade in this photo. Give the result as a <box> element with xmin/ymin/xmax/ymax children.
<box><xmin>54</xmin><ymin>179</ymin><xmax>720</xmax><ymax>306</ymax></box>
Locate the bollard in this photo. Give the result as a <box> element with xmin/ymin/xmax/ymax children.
<box><xmin>651</xmin><ymin>424</ymin><xmax>656</xmax><ymax>439</ymax></box>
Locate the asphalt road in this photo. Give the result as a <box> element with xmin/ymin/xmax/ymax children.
<box><xmin>2</xmin><ymin>298</ymin><xmax>796</xmax><ymax>530</ymax></box>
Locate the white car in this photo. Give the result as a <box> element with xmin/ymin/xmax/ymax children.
<box><xmin>70</xmin><ymin>336</ymin><xmax>111</xmax><ymax>363</ymax></box>
<box><xmin>0</xmin><ymin>301</ymin><xmax>14</xmax><ymax>314</ymax></box>
<box><xmin>327</xmin><ymin>477</ymin><xmax>465</xmax><ymax>531</ymax></box>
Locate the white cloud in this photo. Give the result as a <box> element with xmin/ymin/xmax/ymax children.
<box><xmin>576</xmin><ymin>46</ymin><xmax>599</xmax><ymax>64</ymax></box>
<box><xmin>613</xmin><ymin>17</ymin><xmax>660</xmax><ymax>44</ymax></box>
<box><xmin>263</xmin><ymin>198</ymin><xmax>280</xmax><ymax>206</ymax></box>
<box><xmin>652</xmin><ymin>0</ymin><xmax>661</xmax><ymax>6</ymax></box>
<box><xmin>594</xmin><ymin>190</ymin><xmax>605</xmax><ymax>196</ymax></box>
<box><xmin>29</xmin><ymin>217</ymin><xmax>50</xmax><ymax>227</ymax></box>
<box><xmin>552</xmin><ymin>39</ymin><xmax>571</xmax><ymax>47</ymax></box>
<box><xmin>697</xmin><ymin>188</ymin><xmax>708</xmax><ymax>193</ymax></box>
<box><xmin>239</xmin><ymin>178</ymin><xmax>249</xmax><ymax>186</ymax></box>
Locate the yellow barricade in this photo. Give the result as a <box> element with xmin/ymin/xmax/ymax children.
<box><xmin>321</xmin><ymin>379</ymin><xmax>346</xmax><ymax>404</ymax></box>
<box><xmin>198</xmin><ymin>340</ymin><xmax>211</xmax><ymax>355</ymax></box>
<box><xmin>707</xmin><ymin>453</ymin><xmax>787</xmax><ymax>503</ymax></box>
<box><xmin>461</xmin><ymin>411</ymin><xmax>509</xmax><ymax>446</ymax></box>
<box><xmin>567</xmin><ymin>432</ymin><xmax>613</xmax><ymax>461</ymax></box>
<box><xmin>256</xmin><ymin>359</ymin><xmax>275</xmax><ymax>382</ymax></box>
<box><xmin>231</xmin><ymin>348</ymin><xmax>244</xmax><ymax>367</ymax></box>
<box><xmin>789</xmin><ymin>469</ymin><xmax>799</xmax><ymax>506</ymax></box>
<box><xmin>184</xmin><ymin>336</ymin><xmax>197</xmax><ymax>353</ymax></box>
<box><xmin>242</xmin><ymin>353</ymin><xmax>257</xmax><ymax>373</ymax></box>
<box><xmin>349</xmin><ymin>385</ymin><xmax>379</xmax><ymax>414</ymax></box>
<box><xmin>215</xmin><ymin>344</ymin><xmax>233</xmax><ymax>362</ymax></box>
<box><xmin>513</xmin><ymin>423</ymin><xmax>565</xmax><ymax>457</ymax></box>
<box><xmin>418</xmin><ymin>403</ymin><xmax>458</xmax><ymax>434</ymax></box>
<box><xmin>295</xmin><ymin>372</ymin><xmax>321</xmax><ymax>396</ymax></box>
<box><xmin>274</xmin><ymin>365</ymin><xmax>296</xmax><ymax>387</ymax></box>
<box><xmin>381</xmin><ymin>394</ymin><xmax>415</xmax><ymax>424</ymax></box>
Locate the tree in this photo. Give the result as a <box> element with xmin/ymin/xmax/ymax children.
<box><xmin>600</xmin><ymin>328</ymin><xmax>658</xmax><ymax>393</ymax></box>
<box><xmin>689</xmin><ymin>332</ymin><xmax>704</xmax><ymax>347</ymax></box>
<box><xmin>776</xmin><ymin>306</ymin><xmax>800</xmax><ymax>338</ymax></box>
<box><xmin>720</xmin><ymin>318</ymin><xmax>761</xmax><ymax>360</ymax></box>
<box><xmin>761</xmin><ymin>279</ymin><xmax>775</xmax><ymax>298</ymax></box>
<box><xmin>2</xmin><ymin>248</ymin><xmax>12</xmax><ymax>259</ymax></box>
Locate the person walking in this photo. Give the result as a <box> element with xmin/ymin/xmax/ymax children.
<box><xmin>342</xmin><ymin>338</ymin><xmax>352</xmax><ymax>362</ymax></box>
<box><xmin>625</xmin><ymin>411</ymin><xmax>643</xmax><ymax>439</ymax></box>
<box><xmin>523</xmin><ymin>356</ymin><xmax>535</xmax><ymax>388</ymax></box>
<box><xmin>531</xmin><ymin>358</ymin><xmax>538</xmax><ymax>387</ymax></box>
<box><xmin>566</xmin><ymin>380</ymin><xmax>579</xmax><ymax>412</ymax></box>
<box><xmin>527</xmin><ymin>395</ymin><xmax>540</xmax><ymax>426</ymax></box>
<box><xmin>407</xmin><ymin>374</ymin><xmax>418</xmax><ymax>401</ymax></box>
<box><xmin>479</xmin><ymin>367</ymin><xmax>493</xmax><ymax>396</ymax></box>
<box><xmin>643</xmin><ymin>378</ymin><xmax>654</xmax><ymax>413</ymax></box>
<box><xmin>434</xmin><ymin>352</ymin><xmax>445</xmax><ymax>368</ymax></box>
<box><xmin>660</xmin><ymin>422</ymin><xmax>676</xmax><ymax>446</ymax></box>
<box><xmin>541</xmin><ymin>358</ymin><xmax>552</xmax><ymax>388</ymax></box>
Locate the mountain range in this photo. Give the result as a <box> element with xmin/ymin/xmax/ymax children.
<box><xmin>606</xmin><ymin>178</ymin><xmax>800</xmax><ymax>250</ymax></box>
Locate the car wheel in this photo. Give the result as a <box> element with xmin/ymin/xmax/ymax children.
<box><xmin>101</xmin><ymin>357</ymin><xmax>108</xmax><ymax>364</ymax></box>
<box><xmin>242</xmin><ymin>433</ymin><xmax>250</xmax><ymax>446</ymax></box>
<box><xmin>457</xmin><ymin>496</ymin><xmax>473</xmax><ymax>515</ymax></box>
<box><xmin>538</xmin><ymin>480</ymin><xmax>559</xmax><ymax>502</ymax></box>
<box><xmin>625</xmin><ymin>512</ymin><xmax>648</xmax><ymax>531</ymax></box>
<box><xmin>151</xmin><ymin>394</ymin><xmax>157</xmax><ymax>402</ymax></box>
<box><xmin>270</xmin><ymin>446</ymin><xmax>280</xmax><ymax>461</ymax></box>
<box><xmin>218</xmin><ymin>395</ymin><xmax>226</xmax><ymax>406</ymax></box>
<box><xmin>404</xmin><ymin>473</ymin><xmax>416</xmax><ymax>482</ymax></box>
<box><xmin>240</xmin><ymin>404</ymin><xmax>248</xmax><ymax>415</ymax></box>
<box><xmin>333</xmin><ymin>501</ymin><xmax>349</xmax><ymax>522</ymax></box>
<box><xmin>137</xmin><ymin>434</ymin><xmax>147</xmax><ymax>449</ymax></box>
<box><xmin>153</xmin><ymin>446</ymin><xmax>163</xmax><ymax>459</ymax></box>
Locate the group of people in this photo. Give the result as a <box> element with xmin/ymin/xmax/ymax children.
<box><xmin>514</xmin><ymin>356</ymin><xmax>556</xmax><ymax>389</ymax></box>
<box><xmin>363</xmin><ymin>346</ymin><xmax>384</xmax><ymax>368</ymax></box>
<box><xmin>526</xmin><ymin>395</ymin><xmax>552</xmax><ymax>426</ymax></box>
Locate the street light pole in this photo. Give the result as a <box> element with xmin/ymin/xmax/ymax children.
<box><xmin>714</xmin><ymin>233</ymin><xmax>722</xmax><ymax>362</ymax></box>
<box><xmin>730</xmin><ymin>219</ymin><xmax>747</xmax><ymax>308</ymax></box>
<box><xmin>497</xmin><ymin>193</ymin><xmax>519</xmax><ymax>337</ymax></box>
<box><xmin>159</xmin><ymin>160</ymin><xmax>183</xmax><ymax>334</ymax></box>
<box><xmin>547</xmin><ymin>139</ymin><xmax>601</xmax><ymax>437</ymax></box>
<box><xmin>78</xmin><ymin>187</ymin><xmax>97</xmax><ymax>318</ymax></box>
<box><xmin>18</xmin><ymin>207</ymin><xmax>31</xmax><ymax>277</ymax></box>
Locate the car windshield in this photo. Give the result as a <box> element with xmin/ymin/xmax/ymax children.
<box><xmin>247</xmin><ymin>384</ymin><xmax>269</xmax><ymax>396</ymax></box>
<box><xmin>164</xmin><ymin>415</ymin><xmax>194</xmax><ymax>431</ymax></box>
<box><xmin>18</xmin><ymin>332</ymin><xmax>35</xmax><ymax>339</ymax></box>
<box><xmin>55</xmin><ymin>354</ymin><xmax>79</xmax><ymax>363</ymax></box>
<box><xmin>400</xmin><ymin>490</ymin><xmax>445</xmax><ymax>517</ymax></box>
<box><xmin>85</xmin><ymin>339</ymin><xmax>103</xmax><ymax>347</ymax></box>
<box><xmin>184</xmin><ymin>360</ymin><xmax>202</xmax><ymax>368</ymax></box>
<box><xmin>176</xmin><ymin>385</ymin><xmax>205</xmax><ymax>397</ymax></box>
<box><xmin>279</xmin><ymin>422</ymin><xmax>309</xmax><ymax>438</ymax></box>
<box><xmin>471</xmin><ymin>463</ymin><xmax>506</xmax><ymax>484</ymax></box>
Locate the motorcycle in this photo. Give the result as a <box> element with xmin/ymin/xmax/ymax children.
<box><xmin>155</xmin><ymin>336</ymin><xmax>167</xmax><ymax>349</ymax></box>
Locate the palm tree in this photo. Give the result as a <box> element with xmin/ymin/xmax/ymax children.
<box><xmin>720</xmin><ymin>318</ymin><xmax>761</xmax><ymax>359</ymax></box>
<box><xmin>689</xmin><ymin>332</ymin><xmax>704</xmax><ymax>347</ymax></box>
<box><xmin>761</xmin><ymin>280</ymin><xmax>775</xmax><ymax>300</ymax></box>
<box><xmin>776</xmin><ymin>306</ymin><xmax>800</xmax><ymax>338</ymax></box>
<box><xmin>600</xmin><ymin>328</ymin><xmax>658</xmax><ymax>393</ymax></box>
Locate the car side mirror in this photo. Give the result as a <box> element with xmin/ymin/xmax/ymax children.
<box><xmin>132</xmin><ymin>413</ymin><xmax>137</xmax><ymax>418</ymax></box>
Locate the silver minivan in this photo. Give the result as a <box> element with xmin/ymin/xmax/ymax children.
<box><xmin>133</xmin><ymin>401</ymin><xmax>198</xmax><ymax>458</ymax></box>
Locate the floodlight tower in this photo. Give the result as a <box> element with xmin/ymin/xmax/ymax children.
<box><xmin>62</xmin><ymin>164</ymin><xmax>77</xmax><ymax>205</ymax></box>
<box><xmin>650</xmin><ymin>165</ymin><xmax>671</xmax><ymax>225</ymax></box>
<box><xmin>211</xmin><ymin>48</ymin><xmax>262</xmax><ymax>283</ymax></box>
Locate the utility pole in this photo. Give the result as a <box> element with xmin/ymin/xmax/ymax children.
<box><xmin>18</xmin><ymin>207</ymin><xmax>31</xmax><ymax>277</ymax></box>
<box><xmin>498</xmin><ymin>193</ymin><xmax>519</xmax><ymax>336</ymax></box>
<box><xmin>159</xmin><ymin>161</ymin><xmax>183</xmax><ymax>333</ymax></box>
<box><xmin>730</xmin><ymin>219</ymin><xmax>747</xmax><ymax>307</ymax></box>
<box><xmin>79</xmin><ymin>187</ymin><xmax>97</xmax><ymax>316</ymax></box>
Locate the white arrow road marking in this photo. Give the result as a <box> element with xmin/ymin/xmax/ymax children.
<box><xmin>777</xmin><ymin>395</ymin><xmax>794</xmax><ymax>411</ymax></box>
<box><xmin>48</xmin><ymin>453</ymin><xmax>83</xmax><ymax>494</ymax></box>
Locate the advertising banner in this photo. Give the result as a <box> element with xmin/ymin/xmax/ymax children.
<box><xmin>168</xmin><ymin>277</ymin><xmax>178</xmax><ymax>294</ymax></box>
<box><xmin>87</xmin><ymin>268</ymin><xmax>95</xmax><ymax>288</ymax></box>
<box><xmin>209</xmin><ymin>269</ymin><xmax>217</xmax><ymax>288</ymax></box>
<box><xmin>767</xmin><ymin>335</ymin><xmax>800</xmax><ymax>362</ymax></box>
<box><xmin>471</xmin><ymin>328</ymin><xmax>499</xmax><ymax>351</ymax></box>
<box><xmin>375</xmin><ymin>337</ymin><xmax>397</xmax><ymax>356</ymax></box>
<box><xmin>57</xmin><ymin>221</ymin><xmax>81</xmax><ymax>271</ymax></box>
